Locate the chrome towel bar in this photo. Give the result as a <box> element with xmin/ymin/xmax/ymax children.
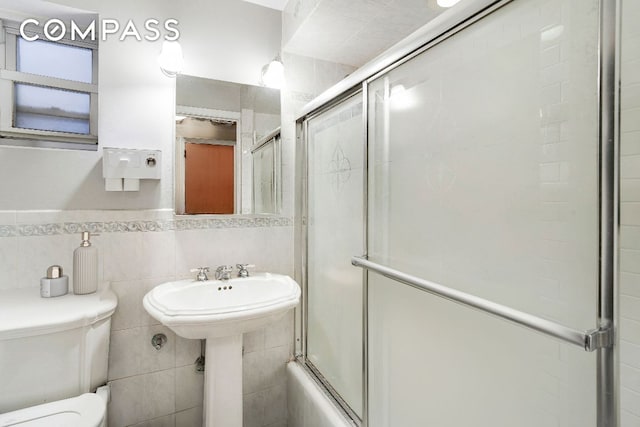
<box><xmin>351</xmin><ymin>256</ymin><xmax>612</xmax><ymax>352</ymax></box>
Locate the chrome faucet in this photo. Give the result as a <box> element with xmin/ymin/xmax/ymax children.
<box><xmin>236</xmin><ymin>264</ymin><xmax>254</xmax><ymax>278</ymax></box>
<box><xmin>190</xmin><ymin>267</ymin><xmax>210</xmax><ymax>282</ymax></box>
<box><xmin>215</xmin><ymin>265</ymin><xmax>233</xmax><ymax>281</ymax></box>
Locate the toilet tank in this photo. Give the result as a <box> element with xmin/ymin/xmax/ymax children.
<box><xmin>0</xmin><ymin>285</ymin><xmax>117</xmax><ymax>413</ymax></box>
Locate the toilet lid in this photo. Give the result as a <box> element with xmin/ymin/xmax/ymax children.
<box><xmin>0</xmin><ymin>393</ymin><xmax>105</xmax><ymax>427</ymax></box>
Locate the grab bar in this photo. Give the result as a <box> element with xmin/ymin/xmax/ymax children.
<box><xmin>351</xmin><ymin>256</ymin><xmax>612</xmax><ymax>352</ymax></box>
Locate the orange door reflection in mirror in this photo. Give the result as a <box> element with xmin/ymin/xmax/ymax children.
<box><xmin>185</xmin><ymin>142</ymin><xmax>234</xmax><ymax>214</ymax></box>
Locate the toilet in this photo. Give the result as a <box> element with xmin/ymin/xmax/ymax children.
<box><xmin>0</xmin><ymin>285</ymin><xmax>118</xmax><ymax>426</ymax></box>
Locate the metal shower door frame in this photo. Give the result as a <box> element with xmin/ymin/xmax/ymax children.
<box><xmin>294</xmin><ymin>0</ymin><xmax>619</xmax><ymax>425</ymax></box>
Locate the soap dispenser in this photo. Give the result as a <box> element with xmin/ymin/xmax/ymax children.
<box><xmin>73</xmin><ymin>231</ymin><xmax>98</xmax><ymax>295</ymax></box>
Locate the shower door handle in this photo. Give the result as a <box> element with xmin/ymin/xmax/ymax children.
<box><xmin>351</xmin><ymin>256</ymin><xmax>612</xmax><ymax>352</ymax></box>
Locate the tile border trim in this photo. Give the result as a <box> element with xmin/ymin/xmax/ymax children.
<box><xmin>0</xmin><ymin>216</ymin><xmax>293</xmax><ymax>237</ymax></box>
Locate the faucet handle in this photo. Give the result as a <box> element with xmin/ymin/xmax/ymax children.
<box><xmin>236</xmin><ymin>264</ymin><xmax>255</xmax><ymax>278</ymax></box>
<box><xmin>190</xmin><ymin>267</ymin><xmax>210</xmax><ymax>281</ymax></box>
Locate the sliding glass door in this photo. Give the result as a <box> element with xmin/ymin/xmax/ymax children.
<box><xmin>298</xmin><ymin>0</ymin><xmax>615</xmax><ymax>425</ymax></box>
<box><xmin>306</xmin><ymin>93</ymin><xmax>364</xmax><ymax>418</ymax></box>
<box><xmin>366</xmin><ymin>0</ymin><xmax>603</xmax><ymax>425</ymax></box>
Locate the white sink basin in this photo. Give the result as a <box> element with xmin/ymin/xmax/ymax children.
<box><xmin>142</xmin><ymin>273</ymin><xmax>301</xmax><ymax>339</ymax></box>
<box><xmin>143</xmin><ymin>272</ymin><xmax>300</xmax><ymax>427</ymax></box>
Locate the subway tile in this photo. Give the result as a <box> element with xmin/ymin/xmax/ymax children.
<box><xmin>621</xmin><ymin>340</ymin><xmax>640</xmax><ymax>369</ymax></box>
<box><xmin>109</xmin><ymin>325</ymin><xmax>175</xmax><ymax>380</ymax></box>
<box><xmin>243</xmin><ymin>390</ymin><xmax>266</xmax><ymax>427</ymax></box>
<box><xmin>622</xmin><ymin>203</ymin><xmax>640</xmax><ymax>226</ymax></box>
<box><xmin>104</xmin><ymin>232</ymin><xmax>143</xmax><ymax>282</ymax></box>
<box><xmin>621</xmin><ymin>387</ymin><xmax>640</xmax><ymax>417</ymax></box>
<box><xmin>16</xmin><ymin>234</ymin><xmax>76</xmax><ymax>289</ymax></box>
<box><xmin>142</xmin><ymin>277</ymin><xmax>176</xmax><ymax>326</ymax></box>
<box><xmin>622</xmin><ymin>178</ymin><xmax>640</xmax><ymax>202</ymax></box>
<box><xmin>175</xmin><ymin>406</ymin><xmax>203</xmax><ymax>427</ymax></box>
<box><xmin>129</xmin><ymin>413</ymin><xmax>175</xmax><ymax>427</ymax></box>
<box><xmin>243</xmin><ymin>349</ymin><xmax>266</xmax><ymax>394</ymax></box>
<box><xmin>623</xmin><ymin>58</ymin><xmax>640</xmax><ymax>87</ymax></box>
<box><xmin>621</xmin><ymin>226</ymin><xmax>640</xmax><ymax>250</ymax></box>
<box><xmin>539</xmin><ymin>83</ymin><xmax>562</xmax><ymax>106</ymax></box>
<box><xmin>622</xmin><ymin>155</ymin><xmax>640</xmax><ymax>179</ymax></box>
<box><xmin>0</xmin><ymin>237</ymin><xmax>18</xmax><ymax>291</ymax></box>
<box><xmin>621</xmin><ymin>295</ymin><xmax>640</xmax><ymax>322</ymax></box>
<box><xmin>621</xmin><ymin>363</ymin><xmax>640</xmax><ymax>394</ymax></box>
<box><xmin>108</xmin><ymin>328</ymin><xmax>144</xmax><ymax>380</ymax></box>
<box><xmin>265</xmin><ymin>311</ymin><xmax>294</xmax><ymax>349</ymax></box>
<box><xmin>621</xmin><ymin>250</ymin><xmax>640</xmax><ymax>275</ymax></box>
<box><xmin>263</xmin><ymin>346</ymin><xmax>290</xmax><ymax>389</ymax></box>
<box><xmin>140</xmin><ymin>231</ymin><xmax>176</xmax><ymax>279</ymax></box>
<box><xmin>621</xmin><ymin>272</ymin><xmax>640</xmax><ymax>298</ymax></box>
<box><xmin>244</xmin><ymin>328</ymin><xmax>266</xmax><ymax>354</ymax></box>
<box><xmin>620</xmin><ymin>318</ymin><xmax>640</xmax><ymax>343</ymax></box>
<box><xmin>141</xmin><ymin>325</ymin><xmax>176</xmax><ymax>373</ymax></box>
<box><xmin>620</xmin><ymin>129</ymin><xmax>640</xmax><ymax>158</ymax></box>
<box><xmin>108</xmin><ymin>375</ymin><xmax>144</xmax><ymax>427</ymax></box>
<box><xmin>175</xmin><ymin>335</ymin><xmax>202</xmax><ymax>367</ymax></box>
<box><xmin>0</xmin><ymin>210</ymin><xmax>16</xmax><ymax>225</ymax></box>
<box><xmin>620</xmin><ymin>410</ymin><xmax>640</xmax><ymax>427</ymax></box>
<box><xmin>263</xmin><ymin>383</ymin><xmax>287</xmax><ymax>425</ymax></box>
<box><xmin>15</xmin><ymin>209</ymin><xmax>68</xmax><ymax>225</ymax></box>
<box><xmin>142</xmin><ymin>369</ymin><xmax>176</xmax><ymax>421</ymax></box>
<box><xmin>175</xmin><ymin>365</ymin><xmax>204</xmax><ymax>412</ymax></box>
<box><xmin>110</xmin><ymin>280</ymin><xmax>145</xmax><ymax>331</ymax></box>
<box><xmin>174</xmin><ymin>229</ymin><xmax>215</xmax><ymax>277</ymax></box>
<box><xmin>539</xmin><ymin>182</ymin><xmax>569</xmax><ymax>202</ymax></box>
<box><xmin>621</xmin><ymin>84</ymin><xmax>640</xmax><ymax>112</ymax></box>
<box><xmin>622</xmin><ymin>108</ymin><xmax>640</xmax><ymax>133</ymax></box>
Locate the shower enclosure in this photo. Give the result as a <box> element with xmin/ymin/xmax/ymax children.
<box><xmin>295</xmin><ymin>0</ymin><xmax>617</xmax><ymax>426</ymax></box>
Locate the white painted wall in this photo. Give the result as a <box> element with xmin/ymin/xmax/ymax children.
<box><xmin>0</xmin><ymin>0</ymin><xmax>281</xmax><ymax>210</ymax></box>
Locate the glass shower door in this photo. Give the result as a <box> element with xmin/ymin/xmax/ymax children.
<box><xmin>366</xmin><ymin>0</ymin><xmax>603</xmax><ymax>425</ymax></box>
<box><xmin>306</xmin><ymin>93</ymin><xmax>364</xmax><ymax>418</ymax></box>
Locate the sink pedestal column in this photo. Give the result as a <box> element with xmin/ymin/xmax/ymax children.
<box><xmin>204</xmin><ymin>334</ymin><xmax>243</xmax><ymax>427</ymax></box>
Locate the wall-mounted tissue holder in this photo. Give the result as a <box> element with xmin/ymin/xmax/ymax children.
<box><xmin>102</xmin><ymin>148</ymin><xmax>161</xmax><ymax>191</ymax></box>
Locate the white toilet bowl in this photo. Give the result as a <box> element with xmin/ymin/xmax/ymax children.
<box><xmin>0</xmin><ymin>287</ymin><xmax>117</xmax><ymax>427</ymax></box>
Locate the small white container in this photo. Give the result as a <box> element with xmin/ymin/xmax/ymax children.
<box><xmin>40</xmin><ymin>265</ymin><xmax>68</xmax><ymax>298</ymax></box>
<box><xmin>73</xmin><ymin>231</ymin><xmax>98</xmax><ymax>295</ymax></box>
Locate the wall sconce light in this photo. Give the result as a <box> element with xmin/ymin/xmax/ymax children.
<box><xmin>158</xmin><ymin>41</ymin><xmax>184</xmax><ymax>77</ymax></box>
<box><xmin>428</xmin><ymin>0</ymin><xmax>461</xmax><ymax>7</ymax></box>
<box><xmin>260</xmin><ymin>55</ymin><xmax>284</xmax><ymax>89</ymax></box>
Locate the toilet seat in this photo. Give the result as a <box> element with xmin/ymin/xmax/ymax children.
<box><xmin>0</xmin><ymin>393</ymin><xmax>105</xmax><ymax>427</ymax></box>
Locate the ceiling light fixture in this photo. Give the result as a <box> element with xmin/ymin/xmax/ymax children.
<box><xmin>158</xmin><ymin>41</ymin><xmax>184</xmax><ymax>77</ymax></box>
<box><xmin>437</xmin><ymin>0</ymin><xmax>462</xmax><ymax>7</ymax></box>
<box><xmin>260</xmin><ymin>55</ymin><xmax>284</xmax><ymax>89</ymax></box>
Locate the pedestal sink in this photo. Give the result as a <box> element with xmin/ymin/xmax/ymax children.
<box><xmin>143</xmin><ymin>273</ymin><xmax>300</xmax><ymax>427</ymax></box>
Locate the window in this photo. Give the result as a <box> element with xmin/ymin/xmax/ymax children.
<box><xmin>0</xmin><ymin>21</ymin><xmax>98</xmax><ymax>149</ymax></box>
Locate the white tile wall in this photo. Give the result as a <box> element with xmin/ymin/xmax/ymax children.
<box><xmin>621</xmin><ymin>0</ymin><xmax>640</xmax><ymax>425</ymax></box>
<box><xmin>0</xmin><ymin>209</ymin><xmax>294</xmax><ymax>427</ymax></box>
<box><xmin>279</xmin><ymin>52</ymin><xmax>357</xmax><ymax>219</ymax></box>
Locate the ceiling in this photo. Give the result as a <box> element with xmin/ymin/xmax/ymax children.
<box><xmin>282</xmin><ymin>0</ymin><xmax>448</xmax><ymax>67</ymax></box>
<box><xmin>0</xmin><ymin>0</ymin><xmax>95</xmax><ymax>24</ymax></box>
<box><xmin>241</xmin><ymin>0</ymin><xmax>289</xmax><ymax>11</ymax></box>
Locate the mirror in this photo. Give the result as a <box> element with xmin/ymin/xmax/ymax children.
<box><xmin>175</xmin><ymin>74</ymin><xmax>281</xmax><ymax>215</ymax></box>
<box><xmin>252</xmin><ymin>128</ymin><xmax>281</xmax><ymax>215</ymax></box>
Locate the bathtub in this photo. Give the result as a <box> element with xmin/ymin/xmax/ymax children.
<box><xmin>287</xmin><ymin>361</ymin><xmax>356</xmax><ymax>427</ymax></box>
